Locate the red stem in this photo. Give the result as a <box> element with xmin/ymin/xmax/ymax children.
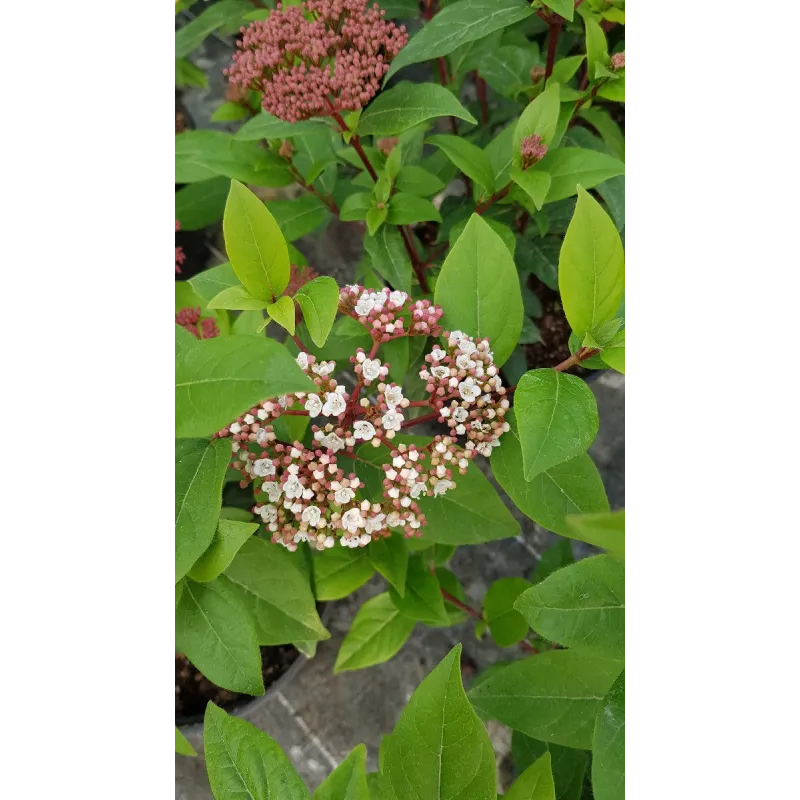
<box><xmin>544</xmin><ymin>20</ymin><xmax>562</xmax><ymax>84</ymax></box>
<box><xmin>476</xmin><ymin>186</ymin><xmax>510</xmax><ymax>215</ymax></box>
<box><xmin>400</xmin><ymin>410</ymin><xmax>440</xmax><ymax>429</ymax></box>
<box><xmin>475</xmin><ymin>71</ymin><xmax>489</xmax><ymax>125</ymax></box>
<box><xmin>436</xmin><ymin>57</ymin><xmax>458</xmax><ymax>135</ymax></box>
<box><xmin>291</xmin><ymin>334</ymin><xmax>308</xmax><ymax>353</ymax></box>
<box><xmin>553</xmin><ymin>347</ymin><xmax>601</xmax><ymax>372</ymax></box>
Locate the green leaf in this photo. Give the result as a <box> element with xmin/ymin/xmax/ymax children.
<box><xmin>531</xmin><ymin>538</ymin><xmax>574</xmax><ymax>583</ymax></box>
<box><xmin>516</xmin><ymin>236</ymin><xmax>559</xmax><ymax>290</ymax></box>
<box><xmin>188</xmin><ymin>519</ymin><xmax>258</xmax><ymax>583</ymax></box>
<box><xmin>515</xmin><ymin>369</ymin><xmax>599</xmax><ymax>479</ymax></box>
<box><xmin>175</xmin><ymin>577</ymin><xmax>264</xmax><ymax>694</ymax></box>
<box><xmin>384</xmin><ymin>144</ymin><xmax>404</xmax><ymax>181</ymax></box>
<box><xmin>340</xmin><ymin>192</ymin><xmax>374</xmax><ymax>221</ymax></box>
<box><xmin>484</xmin><ymin>123</ymin><xmax>516</xmax><ymax>193</ymax></box>
<box><xmin>189</xmin><ymin>262</ymin><xmax>239</xmax><ymax>304</ymax></box>
<box><xmin>427</xmin><ymin>134</ymin><xmax>495</xmax><ymax>193</ymax></box>
<box><xmin>600</xmin><ymin>333</ymin><xmax>624</xmax><ymax>373</ymax></box>
<box><xmin>598</xmin><ymin>76</ymin><xmax>624</xmax><ymax>102</ymax></box>
<box><xmin>434</xmin><ymin>213</ymin><xmax>523</xmax><ymax>367</ymax></box>
<box><xmin>515</xmin><ymin>555</ymin><xmax>624</xmax><ymax>657</ymax></box>
<box><xmin>211</xmin><ymin>101</ymin><xmax>251</xmax><ymax>122</ymax></box>
<box><xmin>315</xmin><ymin>744</ymin><xmax>370</xmax><ymax>800</ymax></box>
<box><xmin>505</xmin><ymin>752</ymin><xmax>556</xmax><ymax>800</ymax></box>
<box><xmin>592</xmin><ymin>671</ymin><xmax>625</xmax><ymax>800</ymax></box>
<box><xmin>175</xmin><ymin>57</ymin><xmax>207</xmax><ymax>89</ymax></box>
<box><xmin>541</xmin><ymin>0</ymin><xmax>574</xmax><ymax>22</ymax></box>
<box><xmin>267</xmin><ymin>295</ymin><xmax>296</xmax><ymax>335</ymax></box>
<box><xmin>175</xmin><ymin>726</ymin><xmax>196</xmax><ymax>756</ymax></box>
<box><xmin>175</xmin><ymin>177</ymin><xmax>229</xmax><ymax>230</ymax></box>
<box><xmin>268</xmin><ymin>194</ymin><xmax>331</xmax><ymax>242</ymax></box>
<box><xmin>366</xmin><ymin>205</ymin><xmax>388</xmax><ymax>235</ymax></box>
<box><xmin>491</xmin><ymin>412</ymin><xmax>609</xmax><ymax>535</ymax></box>
<box><xmin>510</xmin><ymin>168</ymin><xmax>551</xmax><ymax>211</ymax></box>
<box><xmin>513</xmin><ymin>82</ymin><xmax>561</xmax><ymax>165</ymax></box>
<box><xmin>467</xmin><ymin>649</ymin><xmax>622</xmax><ymax>748</ymax></box>
<box><xmin>381</xmin><ymin>645</ymin><xmax>496</xmax><ymax>800</ymax></box>
<box><xmin>479</xmin><ymin>45</ymin><xmax>540</xmax><ymax>99</ymax></box>
<box><xmin>175</xmin><ymin>0</ymin><xmax>251</xmax><ymax>57</ymax></box>
<box><xmin>436</xmin><ymin>567</ymin><xmax>468</xmax><ymax>625</ymax></box>
<box><xmin>302</xmin><ymin>315</ymin><xmax>372</xmax><ymax>361</ymax></box>
<box><xmin>449</xmin><ymin>216</ymin><xmax>516</xmax><ymax>256</ymax></box>
<box><xmin>395</xmin><ymin>165</ymin><xmax>445</xmax><ymax>196</ymax></box>
<box><xmin>584</xmin><ymin>16</ymin><xmax>609</xmax><ymax>78</ymax></box>
<box><xmin>369</xmin><ymin>533</ymin><xmax>409</xmax><ymax>596</ymax></box>
<box><xmin>313</xmin><ymin>546</ymin><xmax>374</xmax><ymax>601</ymax></box>
<box><xmin>358</xmin><ymin>82</ymin><xmax>476</xmax><ymax>136</ymax></box>
<box><xmin>224</xmin><ymin>179</ymin><xmax>290</xmax><ymax>302</ymax></box>
<box><xmin>386</xmin><ymin>0</ymin><xmax>534</xmax><ymax>80</ymax></box>
<box><xmin>334</xmin><ymin>593</ymin><xmax>416</xmax><ymax>673</ymax></box>
<box><xmin>363</xmin><ymin>227</ymin><xmax>412</xmax><ymax>292</ymax></box>
<box><xmin>225</xmin><ymin>537</ymin><xmax>330</xmax><ymax>644</ymax></box>
<box><xmin>235</xmin><ymin>111</ymin><xmax>329</xmax><ymax>141</ymax></box>
<box><xmin>564</xmin><ymin>509</ymin><xmax>624</xmax><ymax>558</ymax></box>
<box><xmin>232</xmin><ymin>310</ymin><xmax>266</xmax><ymax>335</ymax></box>
<box><xmin>175</xmin><ymin>438</ymin><xmax>232</xmax><ymax>582</ymax></box>
<box><xmin>550</xmin><ymin>55</ymin><xmax>585</xmax><ymax>84</ymax></box>
<box><xmin>579</xmin><ymin>107</ymin><xmax>625</xmax><ymax>161</ymax></box>
<box><xmin>511</xmin><ymin>734</ymin><xmax>586</xmax><ymax>800</ymax></box>
<box><xmin>536</xmin><ymin>149</ymin><xmax>624</xmax><ymax>204</ymax></box>
<box><xmin>389</xmin><ymin>555</ymin><xmax>450</xmax><ymax>625</ymax></box>
<box><xmin>176</xmin><ymin>334</ymin><xmax>314</xmax><ymax>438</ymax></box>
<box><xmin>382</xmin><ymin>336</ymin><xmax>410</xmax><ymax>382</ymax></box>
<box><xmin>208</xmin><ymin>284</ymin><xmax>270</xmax><ymax>311</ymax></box>
<box><xmin>294</xmin><ymin>276</ymin><xmax>340</xmax><ymax>347</ymax></box>
<box><xmin>559</xmin><ymin>187</ymin><xmax>624</xmax><ymax>338</ymax></box>
<box><xmin>204</xmin><ymin>702</ymin><xmax>311</xmax><ymax>799</ymax></box>
<box><xmin>387</xmin><ymin>193</ymin><xmax>441</xmax><ymax>225</ymax></box>
<box><xmin>483</xmin><ymin>577</ymin><xmax>532</xmax><ymax>647</ymax></box>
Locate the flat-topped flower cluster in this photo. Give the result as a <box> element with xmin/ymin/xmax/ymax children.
<box><xmin>215</xmin><ymin>286</ymin><xmax>510</xmax><ymax>550</ymax></box>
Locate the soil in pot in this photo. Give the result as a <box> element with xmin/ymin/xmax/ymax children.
<box><xmin>175</xmin><ymin>644</ymin><xmax>298</xmax><ymax>726</ymax></box>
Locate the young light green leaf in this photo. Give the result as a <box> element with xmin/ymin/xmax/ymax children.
<box><xmin>541</xmin><ymin>0</ymin><xmax>574</xmax><ymax>22</ymax></box>
<box><xmin>268</xmin><ymin>194</ymin><xmax>331</xmax><ymax>242</ymax></box>
<box><xmin>449</xmin><ymin>215</ymin><xmax>516</xmax><ymax>256</ymax></box>
<box><xmin>395</xmin><ymin>165</ymin><xmax>445</xmax><ymax>196</ymax></box>
<box><xmin>211</xmin><ymin>101</ymin><xmax>251</xmax><ymax>122</ymax></box>
<box><xmin>384</xmin><ymin>144</ymin><xmax>403</xmax><ymax>181</ymax></box>
<box><xmin>366</xmin><ymin>205</ymin><xmax>388</xmax><ymax>235</ymax></box>
<box><xmin>559</xmin><ymin>187</ymin><xmax>624</xmax><ymax>338</ymax></box>
<box><xmin>427</xmin><ymin>134</ymin><xmax>495</xmax><ymax>193</ymax></box>
<box><xmin>188</xmin><ymin>519</ymin><xmax>258</xmax><ymax>582</ymax></box>
<box><xmin>207</xmin><ymin>284</ymin><xmax>269</xmax><ymax>311</ymax></box>
<box><xmin>266</xmin><ymin>295</ymin><xmax>296</xmax><ymax>335</ymax></box>
<box><xmin>387</xmin><ymin>193</ymin><xmax>441</xmax><ymax>224</ymax></box>
<box><xmin>340</xmin><ymin>191</ymin><xmax>373</xmax><ymax>221</ymax></box>
<box><xmin>510</xmin><ymin>167</ymin><xmax>551</xmax><ymax>210</ymax></box>
<box><xmin>483</xmin><ymin>577</ymin><xmax>532</xmax><ymax>647</ymax></box>
<box><xmin>484</xmin><ymin>123</ymin><xmax>516</xmax><ymax>193</ymax></box>
<box><xmin>188</xmin><ymin>262</ymin><xmax>239</xmax><ymax>304</ymax></box>
<box><xmin>584</xmin><ymin>16</ymin><xmax>609</xmax><ymax>78</ymax></box>
<box><xmin>513</xmin><ymin>82</ymin><xmax>561</xmax><ymax>165</ymax></box>
<box><xmin>175</xmin><ymin>177</ymin><xmax>229</xmax><ymax>231</ymax></box>
<box><xmin>601</xmin><ymin>332</ymin><xmax>625</xmax><ymax>373</ymax></box>
<box><xmin>225</xmin><ymin>537</ymin><xmax>329</xmax><ymax>644</ymax></box>
<box><xmin>176</xmin><ymin>335</ymin><xmax>313</xmax><ymax>437</ymax></box>
<box><xmin>434</xmin><ymin>213</ymin><xmax>523</xmax><ymax>367</ymax></box>
<box><xmin>592</xmin><ymin>671</ymin><xmax>625</xmax><ymax>800</ymax></box>
<box><xmin>204</xmin><ymin>702</ymin><xmax>311</xmax><ymax>799</ymax></box>
<box><xmin>175</xmin><ymin>727</ymin><xmax>196</xmax><ymax>757</ymax></box>
<box><xmin>363</xmin><ymin>226</ymin><xmax>413</xmax><ymax>292</ymax></box>
<box><xmin>491</xmin><ymin>412</ymin><xmax>609</xmax><ymax>535</ymax></box>
<box><xmin>389</xmin><ymin>555</ymin><xmax>450</xmax><ymax>625</ymax></box>
<box><xmin>175</xmin><ymin>438</ymin><xmax>232</xmax><ymax>582</ymax></box>
<box><xmin>313</xmin><ymin>546</ymin><xmax>374</xmax><ymax>601</ymax></box>
<box><xmin>536</xmin><ymin>148</ymin><xmax>624</xmax><ymax>203</ymax></box>
<box><xmin>175</xmin><ymin>57</ymin><xmax>208</xmax><ymax>89</ymax></box>
<box><xmin>231</xmin><ymin>309</ymin><xmax>266</xmax><ymax>335</ymax></box>
<box><xmin>235</xmin><ymin>110</ymin><xmax>329</xmax><ymax>141</ymax></box>
<box><xmin>505</xmin><ymin>752</ymin><xmax>556</xmax><ymax>800</ymax></box>
<box><xmin>564</xmin><ymin>509</ymin><xmax>624</xmax><ymax>559</ymax></box>
<box><xmin>294</xmin><ymin>276</ymin><xmax>339</xmax><ymax>347</ymax></box>
<box><xmin>175</xmin><ymin>577</ymin><xmax>264</xmax><ymax>695</ymax></box>
<box><xmin>334</xmin><ymin>592</ymin><xmax>416</xmax><ymax>673</ymax></box>
<box><xmin>224</xmin><ymin>179</ymin><xmax>290</xmax><ymax>301</ymax></box>
<box><xmin>369</xmin><ymin>533</ymin><xmax>409</xmax><ymax>596</ymax></box>
<box><xmin>385</xmin><ymin>0</ymin><xmax>534</xmax><ymax>80</ymax></box>
<box><xmin>315</xmin><ymin>744</ymin><xmax>370</xmax><ymax>800</ymax></box>
<box><xmin>511</xmin><ymin>734</ymin><xmax>587</xmax><ymax>800</ymax></box>
<box><xmin>382</xmin><ymin>645</ymin><xmax>496</xmax><ymax>800</ymax></box>
<box><xmin>479</xmin><ymin>45</ymin><xmax>539</xmax><ymax>99</ymax></box>
<box><xmin>515</xmin><ymin>555</ymin><xmax>624</xmax><ymax>657</ymax></box>
<box><xmin>467</xmin><ymin>649</ymin><xmax>622</xmax><ymax>748</ymax></box>
<box><xmin>357</xmin><ymin>82</ymin><xmax>476</xmax><ymax>136</ymax></box>
<box><xmin>515</xmin><ymin>369</ymin><xmax>599</xmax><ymax>479</ymax></box>
<box><xmin>550</xmin><ymin>54</ymin><xmax>585</xmax><ymax>84</ymax></box>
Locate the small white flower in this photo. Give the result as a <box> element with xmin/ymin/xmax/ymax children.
<box><xmin>362</xmin><ymin>358</ymin><xmax>382</xmax><ymax>382</ymax></box>
<box><xmin>302</xmin><ymin>505</ymin><xmax>322</xmax><ymax>526</ymax></box>
<box><xmin>450</xmin><ymin>330</ymin><xmax>466</xmax><ymax>343</ymax></box>
<box><xmin>342</xmin><ymin>507</ymin><xmax>365</xmax><ymax>533</ymax></box>
<box><xmin>365</xmin><ymin>513</ymin><xmax>386</xmax><ymax>534</ymax></box>
<box><xmin>256</xmin><ymin>428</ymin><xmax>269</xmax><ymax>445</ymax></box>
<box><xmin>294</xmin><ymin>531</ymin><xmax>310</xmax><ymax>544</ymax></box>
<box><xmin>453</xmin><ymin>407</ymin><xmax>469</xmax><ymax>423</ymax></box>
<box><xmin>409</xmin><ymin>481</ymin><xmax>428</xmax><ymax>499</ymax></box>
<box><xmin>458</xmin><ymin>377</ymin><xmax>481</xmax><ymax>402</ymax></box>
<box><xmin>324</xmin><ymin>535</ymin><xmax>335</xmax><ymax>548</ymax></box>
<box><xmin>353</xmin><ymin>420</ymin><xmax>376</xmax><ymax>441</ymax></box>
<box><xmin>459</xmin><ymin>338</ymin><xmax>477</xmax><ymax>356</ymax></box>
<box><xmin>278</xmin><ymin>395</ymin><xmax>291</xmax><ymax>408</ymax></box>
<box><xmin>284</xmin><ymin>475</ymin><xmax>304</xmax><ymax>499</ymax></box>
<box><xmin>322</xmin><ymin>392</ymin><xmax>347</xmax><ymax>417</ymax></box>
<box><xmin>253</xmin><ymin>458</ymin><xmax>275</xmax><ymax>478</ymax></box>
<box><xmin>334</xmin><ymin>487</ymin><xmax>356</xmax><ymax>505</ymax></box>
<box><xmin>476</xmin><ymin>442</ymin><xmax>494</xmax><ymax>457</ymax></box>
<box><xmin>433</xmin><ymin>480</ymin><xmax>455</xmax><ymax>497</ymax></box>
<box><xmin>321</xmin><ymin>433</ymin><xmax>345</xmax><ymax>453</ymax></box>
<box><xmin>389</xmin><ymin>290</ymin><xmax>407</xmax><ymax>307</ymax></box>
<box><xmin>431</xmin><ymin>365</ymin><xmax>450</xmax><ymax>380</ymax></box>
<box><xmin>355</xmin><ymin>293</ymin><xmax>376</xmax><ymax>316</ymax></box>
<box><xmin>305</xmin><ymin>393</ymin><xmax>323</xmax><ymax>417</ymax></box>
<box><xmin>430</xmin><ymin>347</ymin><xmax>446</xmax><ymax>361</ymax></box>
<box><xmin>384</xmin><ymin>385</ymin><xmax>404</xmax><ymax>408</ymax></box>
<box><xmin>229</xmin><ymin>422</ymin><xmax>242</xmax><ymax>435</ymax></box>
<box><xmin>296</xmin><ymin>351</ymin><xmax>309</xmax><ymax>370</ymax></box>
<box><xmin>263</xmin><ymin>482</ymin><xmax>283</xmax><ymax>502</ymax></box>
<box><xmin>312</xmin><ymin>360</ymin><xmax>336</xmax><ymax>377</ymax></box>
<box><xmin>386</xmin><ymin>511</ymin><xmax>402</xmax><ymax>527</ymax></box>
<box><xmin>382</xmin><ymin>410</ymin><xmax>404</xmax><ymax>432</ymax></box>
<box><xmin>456</xmin><ymin>354</ymin><xmax>474</xmax><ymax>371</ymax></box>
<box><xmin>260</xmin><ymin>504</ymin><xmax>278</xmax><ymax>523</ymax></box>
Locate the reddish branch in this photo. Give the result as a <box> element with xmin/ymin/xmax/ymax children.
<box><xmin>476</xmin><ymin>186</ymin><xmax>510</xmax><ymax>215</ymax></box>
<box><xmin>544</xmin><ymin>20</ymin><xmax>562</xmax><ymax>84</ymax></box>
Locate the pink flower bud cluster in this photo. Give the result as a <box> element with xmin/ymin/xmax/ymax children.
<box><xmin>520</xmin><ymin>134</ymin><xmax>548</xmax><ymax>170</ymax></box>
<box><xmin>175</xmin><ymin>307</ymin><xmax>220</xmax><ymax>340</ymax></box>
<box><xmin>610</xmin><ymin>52</ymin><xmax>625</xmax><ymax>71</ymax></box>
<box><xmin>213</xmin><ymin>292</ymin><xmax>509</xmax><ymax>550</ymax></box>
<box><xmin>175</xmin><ymin>220</ymin><xmax>185</xmax><ymax>274</ymax></box>
<box><xmin>225</xmin><ymin>0</ymin><xmax>408</xmax><ymax>123</ymax></box>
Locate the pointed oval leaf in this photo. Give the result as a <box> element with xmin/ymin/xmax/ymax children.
<box><xmin>564</xmin><ymin>509</ymin><xmax>624</xmax><ymax>559</ymax></box>
<box><xmin>315</xmin><ymin>744</ymin><xmax>370</xmax><ymax>800</ymax></box>
<box><xmin>427</xmin><ymin>134</ymin><xmax>495</xmax><ymax>193</ymax></box>
<box><xmin>188</xmin><ymin>519</ymin><xmax>258</xmax><ymax>582</ymax></box>
<box><xmin>536</xmin><ymin>148</ymin><xmax>624</xmax><ymax>204</ymax></box>
<box><xmin>268</xmin><ymin>194</ymin><xmax>331</xmax><ymax>242</ymax></box>
<box><xmin>395</xmin><ymin>165</ymin><xmax>446</xmax><ymax>196</ymax></box>
<box><xmin>294</xmin><ymin>276</ymin><xmax>340</xmax><ymax>347</ymax></box>
<box><xmin>389</xmin><ymin>555</ymin><xmax>450</xmax><ymax>625</ymax></box>
<box><xmin>313</xmin><ymin>546</ymin><xmax>374</xmax><ymax>601</ymax></box>
<box><xmin>510</xmin><ymin>168</ymin><xmax>551</xmax><ymax>211</ymax></box>
<box><xmin>386</xmin><ymin>193</ymin><xmax>441</xmax><ymax>225</ymax></box>
<box><xmin>483</xmin><ymin>577</ymin><xmax>532</xmax><ymax>648</ymax></box>
<box><xmin>434</xmin><ymin>213</ymin><xmax>523</xmax><ymax>367</ymax></box>
<box><xmin>267</xmin><ymin>295</ymin><xmax>296</xmax><ymax>335</ymax></box>
<box><xmin>369</xmin><ymin>533</ymin><xmax>409</xmax><ymax>596</ymax></box>
<box><xmin>505</xmin><ymin>752</ymin><xmax>555</xmax><ymax>800</ymax></box>
<box><xmin>175</xmin><ymin>726</ymin><xmax>196</xmax><ymax>757</ymax></box>
<box><xmin>223</xmin><ymin>179</ymin><xmax>290</xmax><ymax>301</ymax></box>
<box><xmin>208</xmin><ymin>284</ymin><xmax>269</xmax><ymax>310</ymax></box>
<box><xmin>513</xmin><ymin>82</ymin><xmax>561</xmax><ymax>165</ymax></box>
<box><xmin>235</xmin><ymin>110</ymin><xmax>329</xmax><ymax>141</ymax></box>
<box><xmin>363</xmin><ymin>227</ymin><xmax>412</xmax><ymax>292</ymax></box>
<box><xmin>592</xmin><ymin>671</ymin><xmax>625</xmax><ymax>800</ymax></box>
